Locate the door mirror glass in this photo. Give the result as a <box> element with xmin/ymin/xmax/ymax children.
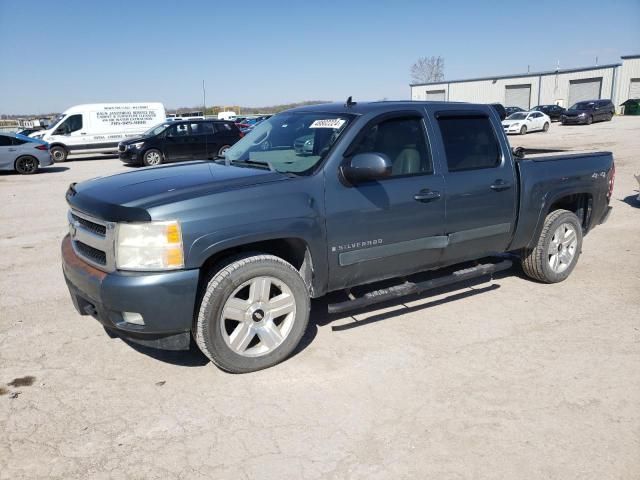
<box><xmin>342</xmin><ymin>152</ymin><xmax>392</xmax><ymax>184</ymax></box>
<box><xmin>512</xmin><ymin>146</ymin><xmax>526</xmax><ymax>159</ymax></box>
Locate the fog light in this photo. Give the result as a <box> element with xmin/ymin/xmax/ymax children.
<box><xmin>122</xmin><ymin>311</ymin><xmax>145</xmax><ymax>325</ymax></box>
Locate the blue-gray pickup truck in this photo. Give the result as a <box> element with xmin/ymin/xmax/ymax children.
<box><xmin>62</xmin><ymin>100</ymin><xmax>614</xmax><ymax>372</ymax></box>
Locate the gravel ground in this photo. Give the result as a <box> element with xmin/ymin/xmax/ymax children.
<box><xmin>1</xmin><ymin>116</ymin><xmax>639</xmax><ymax>479</ymax></box>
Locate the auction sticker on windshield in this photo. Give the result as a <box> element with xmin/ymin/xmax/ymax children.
<box><xmin>309</xmin><ymin>119</ymin><xmax>346</xmax><ymax>129</ymax></box>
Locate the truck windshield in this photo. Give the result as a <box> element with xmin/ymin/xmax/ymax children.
<box><xmin>223</xmin><ymin>112</ymin><xmax>353</xmax><ymax>175</ymax></box>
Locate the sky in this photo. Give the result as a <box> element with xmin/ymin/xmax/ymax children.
<box><xmin>1</xmin><ymin>0</ymin><xmax>639</xmax><ymax>115</ymax></box>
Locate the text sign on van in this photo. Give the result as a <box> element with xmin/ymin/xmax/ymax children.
<box><xmin>94</xmin><ymin>105</ymin><xmax>160</xmax><ymax>127</ymax></box>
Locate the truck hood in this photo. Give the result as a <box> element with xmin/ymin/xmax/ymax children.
<box><xmin>66</xmin><ymin>161</ymin><xmax>289</xmax><ymax>221</ymax></box>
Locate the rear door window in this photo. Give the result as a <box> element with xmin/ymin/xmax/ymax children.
<box><xmin>437</xmin><ymin>115</ymin><xmax>501</xmax><ymax>172</ymax></box>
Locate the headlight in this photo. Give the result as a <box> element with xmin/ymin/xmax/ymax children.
<box><xmin>511</xmin><ymin>123</ymin><xmax>520</xmax><ymax>127</ymax></box>
<box><xmin>579</xmin><ymin>113</ymin><xmax>586</xmax><ymax>117</ymax></box>
<box><xmin>115</xmin><ymin>220</ymin><xmax>184</xmax><ymax>271</ymax></box>
<box><xmin>129</xmin><ymin>141</ymin><xmax>145</xmax><ymax>150</ymax></box>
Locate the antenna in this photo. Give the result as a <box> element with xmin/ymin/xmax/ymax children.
<box><xmin>345</xmin><ymin>96</ymin><xmax>357</xmax><ymax>108</ymax></box>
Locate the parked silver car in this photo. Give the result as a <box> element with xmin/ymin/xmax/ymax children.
<box><xmin>0</xmin><ymin>133</ymin><xmax>52</xmax><ymax>174</ymax></box>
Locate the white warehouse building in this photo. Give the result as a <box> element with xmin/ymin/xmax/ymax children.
<box><xmin>410</xmin><ymin>54</ymin><xmax>640</xmax><ymax>113</ymax></box>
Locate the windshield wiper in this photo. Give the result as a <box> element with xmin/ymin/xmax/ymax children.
<box><xmin>228</xmin><ymin>158</ymin><xmax>275</xmax><ymax>171</ymax></box>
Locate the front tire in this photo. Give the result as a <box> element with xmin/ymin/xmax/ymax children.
<box><xmin>142</xmin><ymin>149</ymin><xmax>163</xmax><ymax>167</ymax></box>
<box><xmin>50</xmin><ymin>146</ymin><xmax>68</xmax><ymax>163</ymax></box>
<box><xmin>521</xmin><ymin>209</ymin><xmax>583</xmax><ymax>283</ymax></box>
<box><xmin>15</xmin><ymin>156</ymin><xmax>39</xmax><ymax>174</ymax></box>
<box><xmin>520</xmin><ymin>125</ymin><xmax>527</xmax><ymax>135</ymax></box>
<box><xmin>586</xmin><ymin>115</ymin><xmax>593</xmax><ymax>125</ymax></box>
<box><xmin>195</xmin><ymin>254</ymin><xmax>310</xmax><ymax>373</ymax></box>
<box><xmin>543</xmin><ymin>122</ymin><xmax>550</xmax><ymax>132</ymax></box>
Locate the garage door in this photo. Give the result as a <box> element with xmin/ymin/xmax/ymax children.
<box><xmin>629</xmin><ymin>79</ymin><xmax>640</xmax><ymax>99</ymax></box>
<box><xmin>426</xmin><ymin>89</ymin><xmax>446</xmax><ymax>101</ymax></box>
<box><xmin>568</xmin><ymin>78</ymin><xmax>602</xmax><ymax>106</ymax></box>
<box><xmin>505</xmin><ymin>85</ymin><xmax>531</xmax><ymax>110</ymax></box>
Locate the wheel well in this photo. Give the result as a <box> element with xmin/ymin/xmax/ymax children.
<box><xmin>548</xmin><ymin>193</ymin><xmax>592</xmax><ymax>229</ymax></box>
<box><xmin>49</xmin><ymin>143</ymin><xmax>67</xmax><ymax>151</ymax></box>
<box><xmin>198</xmin><ymin>238</ymin><xmax>313</xmax><ymax>291</ymax></box>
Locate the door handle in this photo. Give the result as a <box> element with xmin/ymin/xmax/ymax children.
<box><xmin>8</xmin><ymin>148</ymin><xmax>17</xmax><ymax>152</ymax></box>
<box><xmin>80</xmin><ymin>132</ymin><xmax>87</xmax><ymax>135</ymax></box>
<box><xmin>414</xmin><ymin>189</ymin><xmax>441</xmax><ymax>202</ymax></box>
<box><xmin>490</xmin><ymin>180</ymin><xmax>511</xmax><ymax>191</ymax></box>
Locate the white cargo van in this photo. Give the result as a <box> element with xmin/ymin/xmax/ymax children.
<box><xmin>217</xmin><ymin>111</ymin><xmax>237</xmax><ymax>121</ymax></box>
<box><xmin>31</xmin><ymin>103</ymin><xmax>165</xmax><ymax>162</ymax></box>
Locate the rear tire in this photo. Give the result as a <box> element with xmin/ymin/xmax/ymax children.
<box><xmin>218</xmin><ymin>145</ymin><xmax>231</xmax><ymax>157</ymax></box>
<box><xmin>50</xmin><ymin>146</ymin><xmax>68</xmax><ymax>163</ymax></box>
<box><xmin>15</xmin><ymin>156</ymin><xmax>39</xmax><ymax>174</ymax></box>
<box><xmin>521</xmin><ymin>209</ymin><xmax>583</xmax><ymax>283</ymax></box>
<box><xmin>195</xmin><ymin>253</ymin><xmax>310</xmax><ymax>373</ymax></box>
<box><xmin>543</xmin><ymin>122</ymin><xmax>550</xmax><ymax>132</ymax></box>
<box><xmin>606</xmin><ymin>113</ymin><xmax>613</xmax><ymax>121</ymax></box>
<box><xmin>520</xmin><ymin>125</ymin><xmax>527</xmax><ymax>135</ymax></box>
<box><xmin>142</xmin><ymin>149</ymin><xmax>163</xmax><ymax>167</ymax></box>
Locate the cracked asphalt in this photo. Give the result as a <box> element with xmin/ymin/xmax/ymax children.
<box><xmin>1</xmin><ymin>117</ymin><xmax>639</xmax><ymax>479</ymax></box>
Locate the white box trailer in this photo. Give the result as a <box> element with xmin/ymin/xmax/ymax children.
<box><xmin>31</xmin><ymin>102</ymin><xmax>165</xmax><ymax>162</ymax></box>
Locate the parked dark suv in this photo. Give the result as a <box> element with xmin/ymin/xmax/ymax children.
<box><xmin>119</xmin><ymin>120</ymin><xmax>243</xmax><ymax>166</ymax></box>
<box><xmin>531</xmin><ymin>104</ymin><xmax>566</xmax><ymax>121</ymax></box>
<box><xmin>561</xmin><ymin>99</ymin><xmax>615</xmax><ymax>125</ymax></box>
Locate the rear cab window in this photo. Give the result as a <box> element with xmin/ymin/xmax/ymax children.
<box><xmin>436</xmin><ymin>113</ymin><xmax>501</xmax><ymax>172</ymax></box>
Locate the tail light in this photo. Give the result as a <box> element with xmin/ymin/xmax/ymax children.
<box><xmin>607</xmin><ymin>162</ymin><xmax>615</xmax><ymax>199</ymax></box>
<box><xmin>238</xmin><ymin>131</ymin><xmax>245</xmax><ymax>138</ymax></box>
<box><xmin>35</xmin><ymin>144</ymin><xmax>48</xmax><ymax>151</ymax></box>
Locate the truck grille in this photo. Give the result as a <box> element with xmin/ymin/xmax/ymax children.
<box><xmin>70</xmin><ymin>213</ymin><xmax>107</xmax><ymax>236</ymax></box>
<box><xmin>68</xmin><ymin>209</ymin><xmax>116</xmax><ymax>272</ymax></box>
<box><xmin>75</xmin><ymin>241</ymin><xmax>107</xmax><ymax>265</ymax></box>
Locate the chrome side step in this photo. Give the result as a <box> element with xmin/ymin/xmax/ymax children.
<box><xmin>327</xmin><ymin>259</ymin><xmax>512</xmax><ymax>315</ymax></box>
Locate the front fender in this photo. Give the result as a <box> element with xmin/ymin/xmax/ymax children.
<box><xmin>187</xmin><ymin>216</ymin><xmax>328</xmax><ymax>295</ymax></box>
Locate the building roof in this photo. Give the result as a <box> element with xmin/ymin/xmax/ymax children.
<box><xmin>410</xmin><ymin>63</ymin><xmax>621</xmax><ymax>87</ymax></box>
<box><xmin>620</xmin><ymin>54</ymin><xmax>640</xmax><ymax>60</ymax></box>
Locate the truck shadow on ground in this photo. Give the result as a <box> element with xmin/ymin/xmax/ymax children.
<box><xmin>293</xmin><ymin>273</ymin><xmax>508</xmax><ymax>356</ymax></box>
<box><xmin>118</xmin><ymin>268</ymin><xmax>516</xmax><ymax>368</ymax></box>
<box><xmin>621</xmin><ymin>194</ymin><xmax>639</xmax><ymax>208</ymax></box>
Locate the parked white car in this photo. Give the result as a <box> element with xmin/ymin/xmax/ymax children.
<box><xmin>30</xmin><ymin>102</ymin><xmax>165</xmax><ymax>162</ymax></box>
<box><xmin>0</xmin><ymin>133</ymin><xmax>52</xmax><ymax>174</ymax></box>
<box><xmin>502</xmin><ymin>111</ymin><xmax>550</xmax><ymax>135</ymax></box>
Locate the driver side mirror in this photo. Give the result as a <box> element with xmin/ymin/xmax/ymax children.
<box><xmin>512</xmin><ymin>146</ymin><xmax>526</xmax><ymax>159</ymax></box>
<box><xmin>341</xmin><ymin>152</ymin><xmax>392</xmax><ymax>184</ymax></box>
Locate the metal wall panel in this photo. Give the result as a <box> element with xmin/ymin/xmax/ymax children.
<box><xmin>410</xmin><ymin>59</ymin><xmax>638</xmax><ymax>112</ymax></box>
<box><xmin>568</xmin><ymin>78</ymin><xmax>602</xmax><ymax>106</ymax></box>
<box><xmin>504</xmin><ymin>85</ymin><xmax>531</xmax><ymax>109</ymax></box>
<box><xmin>426</xmin><ymin>89</ymin><xmax>446</xmax><ymax>101</ymax></box>
<box><xmin>628</xmin><ymin>79</ymin><xmax>640</xmax><ymax>99</ymax></box>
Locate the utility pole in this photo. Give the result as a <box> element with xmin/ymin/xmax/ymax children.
<box><xmin>202</xmin><ymin>80</ymin><xmax>206</xmax><ymax>116</ymax></box>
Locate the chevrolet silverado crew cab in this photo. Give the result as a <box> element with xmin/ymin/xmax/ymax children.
<box><xmin>62</xmin><ymin>100</ymin><xmax>614</xmax><ymax>373</ymax></box>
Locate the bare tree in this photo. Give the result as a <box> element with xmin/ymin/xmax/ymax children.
<box><xmin>410</xmin><ymin>56</ymin><xmax>445</xmax><ymax>84</ymax></box>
